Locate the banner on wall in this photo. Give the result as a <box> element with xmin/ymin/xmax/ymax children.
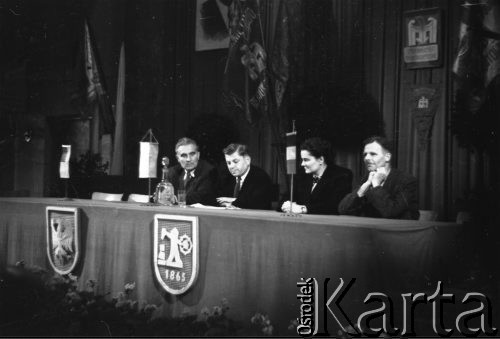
<box><xmin>403</xmin><ymin>8</ymin><xmax>442</xmax><ymax>69</ymax></box>
<box><xmin>409</xmin><ymin>86</ymin><xmax>441</xmax><ymax>151</ymax></box>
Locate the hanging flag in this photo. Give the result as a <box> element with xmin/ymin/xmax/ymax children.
<box><xmin>452</xmin><ymin>1</ymin><xmax>485</xmax><ymax>97</ymax></box>
<box><xmin>482</xmin><ymin>2</ymin><xmax>500</xmax><ymax>86</ymax></box>
<box><xmin>271</xmin><ymin>0</ymin><xmax>289</xmax><ymax>110</ymax></box>
<box><xmin>223</xmin><ymin>0</ymin><xmax>268</xmax><ymax>124</ymax></box>
<box><xmin>110</xmin><ymin>42</ymin><xmax>125</xmax><ymax>175</ymax></box>
<box><xmin>59</xmin><ymin>145</ymin><xmax>71</xmax><ymax>179</ymax></box>
<box><xmin>84</xmin><ymin>20</ymin><xmax>114</xmax><ymax>154</ymax></box>
<box><xmin>139</xmin><ymin>129</ymin><xmax>159</xmax><ymax>178</ymax></box>
<box><xmin>286</xmin><ymin>130</ymin><xmax>296</xmax><ymax>174</ymax></box>
<box><xmin>139</xmin><ymin>142</ymin><xmax>158</xmax><ymax>178</ymax></box>
<box><xmin>452</xmin><ymin>0</ymin><xmax>500</xmax><ymax>150</ymax></box>
<box><xmin>453</xmin><ymin>1</ymin><xmax>500</xmax><ymax>99</ymax></box>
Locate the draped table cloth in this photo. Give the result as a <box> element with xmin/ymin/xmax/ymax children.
<box><xmin>0</xmin><ymin>197</ymin><xmax>463</xmax><ymax>334</ymax></box>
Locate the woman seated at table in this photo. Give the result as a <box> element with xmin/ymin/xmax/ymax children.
<box><xmin>280</xmin><ymin>137</ymin><xmax>352</xmax><ymax>215</ymax></box>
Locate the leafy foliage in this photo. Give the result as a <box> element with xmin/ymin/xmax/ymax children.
<box><xmin>0</xmin><ymin>263</ymin><xmax>280</xmax><ymax>336</ymax></box>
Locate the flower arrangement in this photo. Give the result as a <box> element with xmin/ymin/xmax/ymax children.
<box><xmin>250</xmin><ymin>312</ymin><xmax>274</xmax><ymax>336</ymax></box>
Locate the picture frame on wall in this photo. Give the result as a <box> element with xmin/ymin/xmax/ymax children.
<box><xmin>403</xmin><ymin>8</ymin><xmax>442</xmax><ymax>69</ymax></box>
<box><xmin>195</xmin><ymin>0</ymin><xmax>230</xmax><ymax>51</ymax></box>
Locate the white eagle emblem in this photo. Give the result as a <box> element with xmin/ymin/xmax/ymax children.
<box><xmin>46</xmin><ymin>207</ymin><xmax>80</xmax><ymax>275</ymax></box>
<box><xmin>51</xmin><ymin>218</ymin><xmax>74</xmax><ymax>260</ymax></box>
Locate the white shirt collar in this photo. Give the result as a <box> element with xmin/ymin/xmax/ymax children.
<box><xmin>380</xmin><ymin>168</ymin><xmax>390</xmax><ymax>186</ymax></box>
<box><xmin>311</xmin><ymin>165</ymin><xmax>326</xmax><ymax>191</ymax></box>
<box><xmin>238</xmin><ymin>166</ymin><xmax>251</xmax><ymax>186</ymax></box>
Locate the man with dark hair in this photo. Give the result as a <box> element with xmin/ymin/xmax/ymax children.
<box><xmin>216</xmin><ymin>143</ymin><xmax>273</xmax><ymax>210</ymax></box>
<box><xmin>167</xmin><ymin>137</ymin><xmax>218</xmax><ymax>205</ymax></box>
<box><xmin>338</xmin><ymin>136</ymin><xmax>419</xmax><ymax>220</ymax></box>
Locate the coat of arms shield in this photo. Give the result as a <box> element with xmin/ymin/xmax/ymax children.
<box><xmin>153</xmin><ymin>214</ymin><xmax>199</xmax><ymax>295</ymax></box>
<box><xmin>46</xmin><ymin>206</ymin><xmax>80</xmax><ymax>275</ymax></box>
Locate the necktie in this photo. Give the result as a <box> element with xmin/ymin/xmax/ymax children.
<box><xmin>311</xmin><ymin>175</ymin><xmax>320</xmax><ymax>192</ymax></box>
<box><xmin>183</xmin><ymin>170</ymin><xmax>193</xmax><ymax>189</ymax></box>
<box><xmin>233</xmin><ymin>176</ymin><xmax>241</xmax><ymax>198</ymax></box>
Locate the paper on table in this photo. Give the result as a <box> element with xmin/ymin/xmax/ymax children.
<box><xmin>190</xmin><ymin>203</ymin><xmax>227</xmax><ymax>210</ymax></box>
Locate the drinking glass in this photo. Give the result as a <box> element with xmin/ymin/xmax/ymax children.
<box><xmin>177</xmin><ymin>190</ymin><xmax>186</xmax><ymax>207</ymax></box>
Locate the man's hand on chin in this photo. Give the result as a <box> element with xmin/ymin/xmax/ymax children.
<box><xmin>357</xmin><ymin>171</ymin><xmax>376</xmax><ymax>197</ymax></box>
<box><xmin>371</xmin><ymin>167</ymin><xmax>388</xmax><ymax>187</ymax></box>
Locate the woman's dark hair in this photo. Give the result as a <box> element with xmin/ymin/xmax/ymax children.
<box><xmin>300</xmin><ymin>137</ymin><xmax>335</xmax><ymax>165</ymax></box>
<box><xmin>362</xmin><ymin>136</ymin><xmax>393</xmax><ymax>154</ymax></box>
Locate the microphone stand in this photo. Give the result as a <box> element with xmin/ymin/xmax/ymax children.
<box><xmin>58</xmin><ymin>179</ymin><xmax>73</xmax><ymax>201</ymax></box>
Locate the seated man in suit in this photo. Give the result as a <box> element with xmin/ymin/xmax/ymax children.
<box><xmin>167</xmin><ymin>137</ymin><xmax>218</xmax><ymax>205</ymax></box>
<box><xmin>216</xmin><ymin>143</ymin><xmax>273</xmax><ymax>210</ymax></box>
<box><xmin>338</xmin><ymin>136</ymin><xmax>419</xmax><ymax>220</ymax></box>
<box><xmin>280</xmin><ymin>137</ymin><xmax>352</xmax><ymax>215</ymax></box>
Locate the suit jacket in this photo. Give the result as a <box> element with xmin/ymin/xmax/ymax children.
<box><xmin>167</xmin><ymin>159</ymin><xmax>218</xmax><ymax>206</ymax></box>
<box><xmin>296</xmin><ymin>165</ymin><xmax>353</xmax><ymax>215</ymax></box>
<box><xmin>218</xmin><ymin>164</ymin><xmax>273</xmax><ymax>210</ymax></box>
<box><xmin>338</xmin><ymin>168</ymin><xmax>419</xmax><ymax>220</ymax></box>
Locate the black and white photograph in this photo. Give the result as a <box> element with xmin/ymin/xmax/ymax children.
<box><xmin>195</xmin><ymin>0</ymin><xmax>230</xmax><ymax>51</ymax></box>
<box><xmin>1</xmin><ymin>0</ymin><xmax>499</xmax><ymax>337</ymax></box>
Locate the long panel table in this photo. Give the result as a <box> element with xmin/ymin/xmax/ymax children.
<box><xmin>0</xmin><ymin>197</ymin><xmax>464</xmax><ymax>334</ymax></box>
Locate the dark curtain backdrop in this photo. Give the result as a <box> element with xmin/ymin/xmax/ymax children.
<box><xmin>235</xmin><ymin>0</ymin><xmax>384</xmax><ymax>191</ymax></box>
<box><xmin>1</xmin><ymin>0</ymin><xmax>496</xmax><ymax>220</ymax></box>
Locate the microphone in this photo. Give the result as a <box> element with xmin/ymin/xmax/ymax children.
<box><xmin>162</xmin><ymin>156</ymin><xmax>170</xmax><ymax>168</ymax></box>
<box><xmin>0</xmin><ymin>130</ymin><xmax>32</xmax><ymax>145</ymax></box>
<box><xmin>23</xmin><ymin>130</ymin><xmax>32</xmax><ymax>143</ymax></box>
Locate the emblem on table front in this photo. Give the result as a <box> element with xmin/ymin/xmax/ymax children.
<box><xmin>46</xmin><ymin>206</ymin><xmax>80</xmax><ymax>275</ymax></box>
<box><xmin>154</xmin><ymin>214</ymin><xmax>199</xmax><ymax>295</ymax></box>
